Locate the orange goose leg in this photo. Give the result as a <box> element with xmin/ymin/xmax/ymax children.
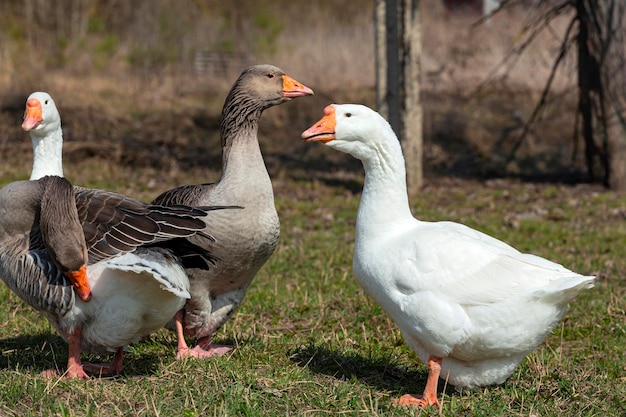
<box><xmin>394</xmin><ymin>356</ymin><xmax>442</xmax><ymax>407</ymax></box>
<box><xmin>174</xmin><ymin>310</ymin><xmax>232</xmax><ymax>359</ymax></box>
<box><xmin>41</xmin><ymin>327</ymin><xmax>89</xmax><ymax>379</ymax></box>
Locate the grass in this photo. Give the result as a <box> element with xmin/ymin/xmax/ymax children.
<box><xmin>0</xmin><ymin>3</ymin><xmax>622</xmax><ymax>413</ymax></box>
<box><xmin>0</xmin><ymin>157</ymin><xmax>624</xmax><ymax>416</ymax></box>
<box><xmin>0</xmin><ymin>0</ymin><xmax>622</xmax><ymax>413</ymax></box>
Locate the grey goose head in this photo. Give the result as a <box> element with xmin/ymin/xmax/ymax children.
<box><xmin>223</xmin><ymin>64</ymin><xmax>314</xmax><ymax>114</ymax></box>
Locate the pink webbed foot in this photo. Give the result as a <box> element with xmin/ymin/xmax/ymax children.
<box><xmin>40</xmin><ymin>327</ymin><xmax>91</xmax><ymax>379</ymax></box>
<box><xmin>40</xmin><ymin>364</ymin><xmax>90</xmax><ymax>379</ymax></box>
<box><xmin>392</xmin><ymin>356</ymin><xmax>443</xmax><ymax>408</ymax></box>
<box><xmin>393</xmin><ymin>393</ymin><xmax>439</xmax><ymax>408</ymax></box>
<box><xmin>41</xmin><ymin>347</ymin><xmax>124</xmax><ymax>378</ymax></box>
<box><xmin>174</xmin><ymin>310</ymin><xmax>233</xmax><ymax>360</ymax></box>
<box><xmin>176</xmin><ymin>343</ymin><xmax>232</xmax><ymax>360</ymax></box>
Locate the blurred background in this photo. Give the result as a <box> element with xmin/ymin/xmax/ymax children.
<box><xmin>0</xmin><ymin>0</ymin><xmax>616</xmax><ymax>193</ymax></box>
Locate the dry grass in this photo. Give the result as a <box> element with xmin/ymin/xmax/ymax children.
<box><xmin>0</xmin><ymin>1</ymin><xmax>586</xmax><ymax>183</ymax></box>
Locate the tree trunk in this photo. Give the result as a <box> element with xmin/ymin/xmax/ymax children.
<box><xmin>374</xmin><ymin>0</ymin><xmax>423</xmax><ymax>197</ymax></box>
<box><xmin>401</xmin><ymin>0</ymin><xmax>423</xmax><ymax>195</ymax></box>
<box><xmin>576</xmin><ymin>0</ymin><xmax>598</xmax><ymax>182</ymax></box>
<box><xmin>375</xmin><ymin>0</ymin><xmax>388</xmax><ymax>119</ymax></box>
<box><xmin>607</xmin><ymin>108</ymin><xmax>626</xmax><ymax>190</ymax></box>
<box><xmin>385</xmin><ymin>0</ymin><xmax>402</xmax><ymax>136</ymax></box>
<box><xmin>576</xmin><ymin>0</ymin><xmax>626</xmax><ymax>189</ymax></box>
<box><xmin>603</xmin><ymin>1</ymin><xmax>626</xmax><ymax>190</ymax></box>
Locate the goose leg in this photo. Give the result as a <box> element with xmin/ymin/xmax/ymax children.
<box><xmin>65</xmin><ymin>328</ymin><xmax>90</xmax><ymax>378</ymax></box>
<box><xmin>41</xmin><ymin>328</ymin><xmax>89</xmax><ymax>379</ymax></box>
<box><xmin>174</xmin><ymin>310</ymin><xmax>232</xmax><ymax>359</ymax></box>
<box><xmin>394</xmin><ymin>356</ymin><xmax>442</xmax><ymax>407</ymax></box>
<box><xmin>174</xmin><ymin>309</ymin><xmax>193</xmax><ymax>359</ymax></box>
<box><xmin>194</xmin><ymin>336</ymin><xmax>232</xmax><ymax>356</ymax></box>
<box><xmin>82</xmin><ymin>347</ymin><xmax>125</xmax><ymax>376</ymax></box>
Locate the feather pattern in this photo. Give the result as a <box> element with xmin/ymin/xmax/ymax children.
<box><xmin>151</xmin><ymin>183</ymin><xmax>215</xmax><ymax>207</ymax></box>
<box><xmin>0</xmin><ymin>91</ymin><xmax>235</xmax><ymax>377</ymax></box>
<box><xmin>150</xmin><ymin>65</ymin><xmax>313</xmax><ymax>357</ymax></box>
<box><xmin>73</xmin><ymin>187</ymin><xmax>213</xmax><ymax>263</ymax></box>
<box><xmin>0</xmin><ymin>176</ymin><xmax>215</xmax><ymax>318</ymax></box>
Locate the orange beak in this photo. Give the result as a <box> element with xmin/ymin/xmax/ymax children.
<box><xmin>66</xmin><ymin>265</ymin><xmax>92</xmax><ymax>302</ymax></box>
<box><xmin>301</xmin><ymin>105</ymin><xmax>336</xmax><ymax>143</ymax></box>
<box><xmin>22</xmin><ymin>98</ymin><xmax>43</xmax><ymax>131</ymax></box>
<box><xmin>282</xmin><ymin>75</ymin><xmax>314</xmax><ymax>98</ymax></box>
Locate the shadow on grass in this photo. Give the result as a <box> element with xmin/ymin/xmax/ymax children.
<box><xmin>288</xmin><ymin>343</ymin><xmax>458</xmax><ymax>399</ymax></box>
<box><xmin>0</xmin><ymin>331</ymin><xmax>190</xmax><ymax>379</ymax></box>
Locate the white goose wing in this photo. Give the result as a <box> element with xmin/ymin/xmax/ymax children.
<box><xmin>389</xmin><ymin>220</ymin><xmax>592</xmax><ymax>307</ymax></box>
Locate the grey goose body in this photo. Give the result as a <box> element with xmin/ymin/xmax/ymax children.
<box><xmin>152</xmin><ymin>65</ymin><xmax>313</xmax><ymax>358</ymax></box>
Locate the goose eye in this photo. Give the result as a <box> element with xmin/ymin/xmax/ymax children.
<box><xmin>345</xmin><ymin>112</ymin><xmax>352</xmax><ymax>118</ymax></box>
<box><xmin>267</xmin><ymin>73</ymin><xmax>275</xmax><ymax>79</ymax></box>
<box><xmin>45</xmin><ymin>100</ymin><xmax>49</xmax><ymax>105</ymax></box>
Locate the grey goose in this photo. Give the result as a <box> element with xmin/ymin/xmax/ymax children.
<box><xmin>152</xmin><ymin>65</ymin><xmax>314</xmax><ymax>358</ymax></box>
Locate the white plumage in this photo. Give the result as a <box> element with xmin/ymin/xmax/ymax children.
<box><xmin>302</xmin><ymin>103</ymin><xmax>594</xmax><ymax>407</ymax></box>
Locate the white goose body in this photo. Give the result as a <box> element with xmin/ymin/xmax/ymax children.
<box><xmin>0</xmin><ymin>92</ymin><xmax>221</xmax><ymax>378</ymax></box>
<box><xmin>48</xmin><ymin>250</ymin><xmax>190</xmax><ymax>354</ymax></box>
<box><xmin>302</xmin><ymin>104</ymin><xmax>594</xmax><ymax>405</ymax></box>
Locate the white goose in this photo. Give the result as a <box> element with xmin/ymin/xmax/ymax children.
<box><xmin>301</xmin><ymin>104</ymin><xmax>595</xmax><ymax>407</ymax></box>
<box><xmin>0</xmin><ymin>92</ymin><xmax>223</xmax><ymax>378</ymax></box>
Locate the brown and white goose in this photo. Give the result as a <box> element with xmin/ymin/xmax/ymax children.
<box><xmin>152</xmin><ymin>65</ymin><xmax>313</xmax><ymax>358</ymax></box>
<box><xmin>0</xmin><ymin>91</ymin><xmax>225</xmax><ymax>378</ymax></box>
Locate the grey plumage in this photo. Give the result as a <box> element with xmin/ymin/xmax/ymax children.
<box><xmin>151</xmin><ymin>64</ymin><xmax>313</xmax><ymax>356</ymax></box>
<box><xmin>0</xmin><ymin>176</ymin><xmax>218</xmax><ymax>318</ymax></box>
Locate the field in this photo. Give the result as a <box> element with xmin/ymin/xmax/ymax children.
<box><xmin>0</xmin><ymin>1</ymin><xmax>625</xmax><ymax>416</ymax></box>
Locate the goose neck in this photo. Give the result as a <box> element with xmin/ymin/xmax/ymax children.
<box><xmin>356</xmin><ymin>146</ymin><xmax>413</xmax><ymax>230</ymax></box>
<box><xmin>30</xmin><ymin>129</ymin><xmax>64</xmax><ymax>180</ymax></box>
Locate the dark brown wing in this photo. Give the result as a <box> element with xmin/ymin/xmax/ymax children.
<box><xmin>151</xmin><ymin>182</ymin><xmax>243</xmax><ymax>271</ymax></box>
<box><xmin>38</xmin><ymin>176</ymin><xmax>87</xmax><ymax>273</ymax></box>
<box><xmin>73</xmin><ymin>187</ymin><xmax>212</xmax><ymax>264</ymax></box>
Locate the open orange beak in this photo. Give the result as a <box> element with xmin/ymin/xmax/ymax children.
<box><xmin>66</xmin><ymin>265</ymin><xmax>92</xmax><ymax>302</ymax></box>
<box><xmin>22</xmin><ymin>98</ymin><xmax>43</xmax><ymax>131</ymax></box>
<box><xmin>301</xmin><ymin>105</ymin><xmax>336</xmax><ymax>143</ymax></box>
<box><xmin>282</xmin><ymin>75</ymin><xmax>314</xmax><ymax>98</ymax></box>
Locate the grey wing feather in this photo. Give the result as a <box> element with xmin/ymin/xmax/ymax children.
<box><xmin>73</xmin><ymin>187</ymin><xmax>218</xmax><ymax>264</ymax></box>
<box><xmin>0</xmin><ymin>241</ymin><xmax>74</xmax><ymax>316</ymax></box>
<box><xmin>151</xmin><ymin>183</ymin><xmax>216</xmax><ymax>207</ymax></box>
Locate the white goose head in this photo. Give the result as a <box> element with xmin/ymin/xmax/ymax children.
<box><xmin>301</xmin><ymin>104</ymin><xmax>400</xmax><ymax>163</ymax></box>
<box><xmin>21</xmin><ymin>91</ymin><xmax>64</xmax><ymax>180</ymax></box>
<box><xmin>22</xmin><ymin>92</ymin><xmax>61</xmax><ymax>138</ymax></box>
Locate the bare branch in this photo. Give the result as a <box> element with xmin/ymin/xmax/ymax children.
<box><xmin>471</xmin><ymin>1</ymin><xmax>572</xmax><ymax>98</ymax></box>
<box><xmin>506</xmin><ymin>13</ymin><xmax>579</xmax><ymax>162</ymax></box>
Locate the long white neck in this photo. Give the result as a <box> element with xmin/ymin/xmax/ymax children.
<box><xmin>355</xmin><ymin>138</ymin><xmax>414</xmax><ymax>237</ymax></box>
<box><xmin>30</xmin><ymin>128</ymin><xmax>64</xmax><ymax>180</ymax></box>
